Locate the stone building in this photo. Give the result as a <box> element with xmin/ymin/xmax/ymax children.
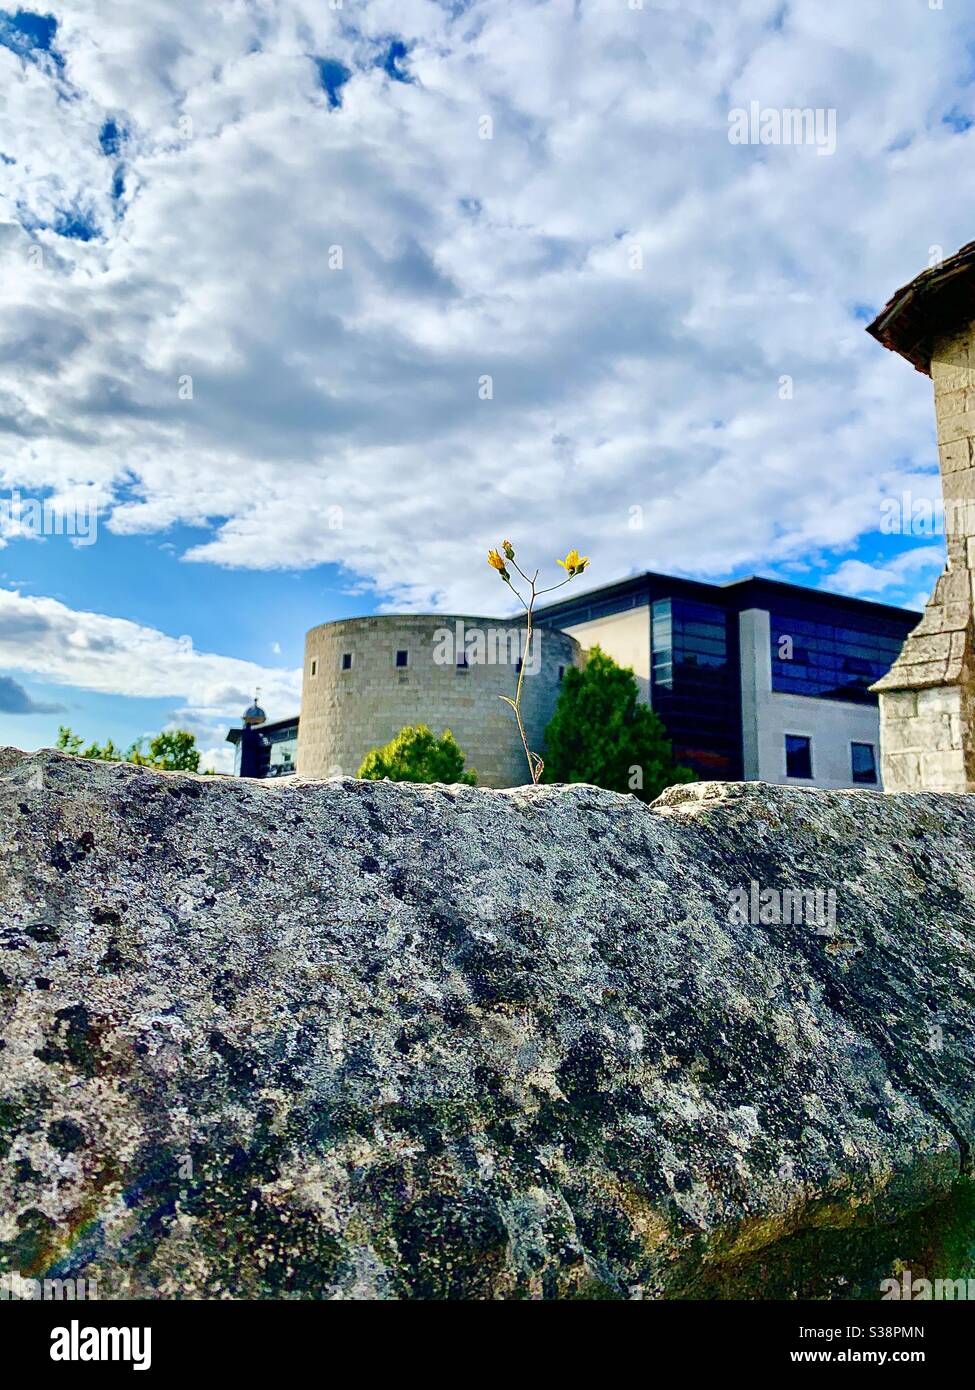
<box><xmin>867</xmin><ymin>241</ymin><xmax>975</xmax><ymax>792</ymax></box>
<box><xmin>296</xmin><ymin>614</ymin><xmax>581</xmax><ymax>787</ymax></box>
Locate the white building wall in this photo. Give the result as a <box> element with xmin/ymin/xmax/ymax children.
<box><xmin>739</xmin><ymin>608</ymin><xmax>883</xmax><ymax>789</ymax></box>
<box><xmin>560</xmin><ymin>606</ymin><xmax>651</xmax><ymax>702</ymax></box>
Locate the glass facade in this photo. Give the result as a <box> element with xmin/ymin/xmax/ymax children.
<box><xmin>769</xmin><ymin>610</ymin><xmax>905</xmax><ymax>705</ymax></box>
<box><xmin>232</xmin><ymin>718</ymin><xmax>299</xmax><ymax>778</ymax></box>
<box><xmin>265</xmin><ymin>723</ymin><xmax>298</xmax><ymax>776</ymax></box>
<box><xmin>651</xmin><ymin>598</ymin><xmax>742</xmax><ymax>779</ymax></box>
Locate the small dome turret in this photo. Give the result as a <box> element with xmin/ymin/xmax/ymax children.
<box><xmin>242</xmin><ymin>696</ymin><xmax>266</xmax><ymax>727</ymax></box>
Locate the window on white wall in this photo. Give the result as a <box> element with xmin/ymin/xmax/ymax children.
<box><xmin>785</xmin><ymin>734</ymin><xmax>813</xmax><ymax>779</ymax></box>
<box><xmin>851</xmin><ymin>742</ymin><xmax>878</xmax><ymax>785</ymax></box>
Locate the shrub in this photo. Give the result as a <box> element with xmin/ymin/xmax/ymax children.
<box><xmin>357</xmin><ymin>724</ymin><xmax>477</xmax><ymax>785</ymax></box>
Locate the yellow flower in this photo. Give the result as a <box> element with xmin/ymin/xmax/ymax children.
<box><xmin>487</xmin><ymin>548</ymin><xmax>510</xmax><ymax>579</ymax></box>
<box><xmin>557</xmin><ymin>549</ymin><xmax>590</xmax><ymax>576</ymax></box>
<box><xmin>502</xmin><ymin>539</ymin><xmax>515</xmax><ymax>560</ymax></box>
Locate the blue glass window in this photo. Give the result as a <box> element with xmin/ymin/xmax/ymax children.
<box><xmin>851</xmin><ymin>742</ymin><xmax>877</xmax><ymax>785</ymax></box>
<box><xmin>770</xmin><ymin>611</ymin><xmax>905</xmax><ymax>704</ymax></box>
<box><xmin>785</xmin><ymin>734</ymin><xmax>813</xmax><ymax>779</ymax></box>
<box><xmin>651</xmin><ymin>598</ymin><xmax>741</xmax><ymax>778</ymax></box>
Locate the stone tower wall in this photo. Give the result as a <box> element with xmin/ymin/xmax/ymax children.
<box><xmin>296</xmin><ymin>614</ymin><xmax>582</xmax><ymax>787</ymax></box>
<box><xmin>875</xmin><ymin>325</ymin><xmax>975</xmax><ymax>792</ymax></box>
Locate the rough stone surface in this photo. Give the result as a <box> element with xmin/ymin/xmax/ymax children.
<box><xmin>2</xmin><ymin>747</ymin><xmax>975</xmax><ymax>1300</ymax></box>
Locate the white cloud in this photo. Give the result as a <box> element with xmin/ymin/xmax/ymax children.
<box><xmin>827</xmin><ymin>545</ymin><xmax>946</xmax><ymax>599</ymax></box>
<box><xmin>0</xmin><ymin>587</ymin><xmax>301</xmax><ymax>720</ymax></box>
<box><xmin>0</xmin><ymin>0</ymin><xmax>970</xmax><ymax>619</ymax></box>
<box><xmin>198</xmin><ymin>743</ymin><xmax>235</xmax><ymax>775</ymax></box>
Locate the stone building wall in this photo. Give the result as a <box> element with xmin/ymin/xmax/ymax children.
<box><xmin>874</xmin><ymin>324</ymin><xmax>975</xmax><ymax>792</ymax></box>
<box><xmin>296</xmin><ymin>614</ymin><xmax>581</xmax><ymax>787</ymax></box>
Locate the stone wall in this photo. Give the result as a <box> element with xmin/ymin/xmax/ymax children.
<box><xmin>3</xmin><ymin>747</ymin><xmax>975</xmax><ymax>1299</ymax></box>
<box><xmin>874</xmin><ymin>325</ymin><xmax>975</xmax><ymax>791</ymax></box>
<box><xmin>297</xmin><ymin>614</ymin><xmax>581</xmax><ymax>787</ymax></box>
<box><xmin>878</xmin><ymin>683</ymin><xmax>975</xmax><ymax>794</ymax></box>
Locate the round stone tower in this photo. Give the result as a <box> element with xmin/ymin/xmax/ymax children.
<box><xmin>296</xmin><ymin>614</ymin><xmax>581</xmax><ymax>787</ymax></box>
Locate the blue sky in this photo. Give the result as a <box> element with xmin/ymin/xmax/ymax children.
<box><xmin>0</xmin><ymin>0</ymin><xmax>971</xmax><ymax>768</ymax></box>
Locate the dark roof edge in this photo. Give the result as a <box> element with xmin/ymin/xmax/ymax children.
<box><xmin>533</xmin><ymin>569</ymin><xmax>921</xmax><ymax>623</ymax></box>
<box><xmin>866</xmin><ymin>240</ymin><xmax>975</xmax><ymax>375</ymax></box>
<box><xmin>226</xmin><ymin>714</ymin><xmax>299</xmax><ymax>742</ymax></box>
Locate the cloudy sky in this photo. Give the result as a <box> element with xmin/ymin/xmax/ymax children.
<box><xmin>0</xmin><ymin>0</ymin><xmax>970</xmax><ymax>769</ymax></box>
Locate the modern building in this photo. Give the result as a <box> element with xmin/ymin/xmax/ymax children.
<box><xmin>226</xmin><ymin>575</ymin><xmax>919</xmax><ymax>791</ymax></box>
<box><xmin>226</xmin><ymin>700</ymin><xmax>299</xmax><ymax>778</ymax></box>
<box><xmin>532</xmin><ymin>573</ymin><xmax>919</xmax><ymax>789</ymax></box>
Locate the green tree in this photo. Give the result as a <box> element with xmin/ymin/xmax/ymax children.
<box><xmin>56</xmin><ymin>725</ymin><xmax>201</xmax><ymax>772</ymax></box>
<box><xmin>56</xmin><ymin>726</ymin><xmax>123</xmax><ymax>761</ymax></box>
<box><xmin>129</xmin><ymin>730</ymin><xmax>200</xmax><ymax>772</ymax></box>
<box><xmin>542</xmin><ymin>646</ymin><xmax>694</xmax><ymax>802</ymax></box>
<box><xmin>56</xmin><ymin>726</ymin><xmax>81</xmax><ymax>754</ymax></box>
<box><xmin>357</xmin><ymin>724</ymin><xmax>477</xmax><ymax>785</ymax></box>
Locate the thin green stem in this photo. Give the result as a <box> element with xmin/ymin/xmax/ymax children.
<box><xmin>500</xmin><ymin>694</ymin><xmax>539</xmax><ymax>784</ymax></box>
<box><xmin>502</xmin><ymin>574</ymin><xmax>528</xmax><ymax>610</ymax></box>
<box><xmin>514</xmin><ymin>578</ymin><xmax>533</xmax><ymax>712</ymax></box>
<box><xmin>497</xmin><ymin>553</ymin><xmax>583</xmax><ymax>785</ymax></box>
<box><xmin>535</xmin><ymin>575</ymin><xmax>574</xmax><ymax>598</ymax></box>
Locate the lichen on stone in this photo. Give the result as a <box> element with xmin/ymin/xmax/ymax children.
<box><xmin>1</xmin><ymin>749</ymin><xmax>975</xmax><ymax>1299</ymax></box>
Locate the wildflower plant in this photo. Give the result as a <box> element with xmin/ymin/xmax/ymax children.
<box><xmin>486</xmin><ymin>540</ymin><xmax>589</xmax><ymax>783</ymax></box>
